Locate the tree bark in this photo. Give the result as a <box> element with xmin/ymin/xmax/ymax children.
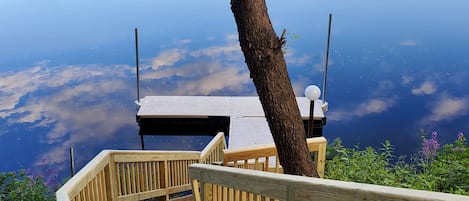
<box><xmin>231</xmin><ymin>0</ymin><xmax>318</xmax><ymax>177</ymax></box>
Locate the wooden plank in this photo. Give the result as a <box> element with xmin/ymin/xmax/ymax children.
<box><xmin>204</xmin><ymin>183</ymin><xmax>213</xmax><ymax>201</ymax></box>
<box><xmin>225</xmin><ymin>137</ymin><xmax>326</xmax><ymax>164</ymax></box>
<box><xmin>306</xmin><ymin>137</ymin><xmax>327</xmax><ymax>152</ymax></box>
<box><xmin>191</xmin><ymin>180</ymin><xmax>201</xmax><ymax>201</ymax></box>
<box><xmin>167</xmin><ymin>184</ymin><xmax>192</xmax><ymax>194</ymax></box>
<box><xmin>189</xmin><ymin>164</ymin><xmax>469</xmax><ymax>201</ymax></box>
<box><xmin>116</xmin><ymin>189</ymin><xmax>166</xmax><ymax>201</ymax></box>
<box><xmin>316</xmin><ymin>140</ymin><xmax>327</xmax><ymax>178</ymax></box>
<box><xmin>113</xmin><ymin>151</ymin><xmax>200</xmax><ymax>163</ymax></box>
<box><xmin>218</xmin><ymin>185</ymin><xmax>222</xmax><ymax>201</ymax></box>
<box><xmin>189</xmin><ymin>164</ymin><xmax>287</xmax><ymax>200</ymax></box>
<box><xmin>224</xmin><ymin>145</ymin><xmax>278</xmax><ymax>163</ymax></box>
<box><xmin>136</xmin><ymin>163</ymin><xmax>141</xmax><ymax>193</ymax></box>
<box><xmin>170</xmin><ymin>194</ymin><xmax>194</xmax><ymax>201</ymax></box>
<box><xmin>223</xmin><ymin>186</ymin><xmax>228</xmax><ymax>201</ymax></box>
<box><xmin>137</xmin><ymin>96</ymin><xmax>325</xmax><ymax>119</ymax></box>
<box><xmin>144</xmin><ymin>162</ymin><xmax>149</xmax><ymax>192</ymax></box>
<box><xmin>149</xmin><ymin>162</ymin><xmax>154</xmax><ymax>190</ymax></box>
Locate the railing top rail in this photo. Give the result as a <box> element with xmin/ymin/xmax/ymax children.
<box><xmin>109</xmin><ymin>150</ymin><xmax>201</xmax><ymax>155</ymax></box>
<box><xmin>189</xmin><ymin>163</ymin><xmax>469</xmax><ymax>201</ymax></box>
<box><xmin>200</xmin><ymin>132</ymin><xmax>226</xmax><ymax>159</ymax></box>
<box><xmin>113</xmin><ymin>151</ymin><xmax>200</xmax><ymax>163</ymax></box>
<box><xmin>224</xmin><ymin>137</ymin><xmax>326</xmax><ymax>160</ymax></box>
<box><xmin>306</xmin><ymin>136</ymin><xmax>327</xmax><ymax>149</ymax></box>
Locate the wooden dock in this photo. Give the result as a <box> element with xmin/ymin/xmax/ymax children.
<box><xmin>136</xmin><ymin>96</ymin><xmax>327</xmax><ymax>149</ymax></box>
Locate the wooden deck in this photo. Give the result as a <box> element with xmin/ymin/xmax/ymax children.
<box><xmin>56</xmin><ymin>134</ymin><xmax>328</xmax><ymax>201</ymax></box>
<box><xmin>56</xmin><ymin>133</ymin><xmax>468</xmax><ymax>201</ymax></box>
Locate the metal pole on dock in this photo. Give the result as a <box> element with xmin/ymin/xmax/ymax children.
<box><xmin>135</xmin><ymin>28</ymin><xmax>141</xmax><ymax>104</ymax></box>
<box><xmin>140</xmin><ymin>134</ymin><xmax>145</xmax><ymax>150</ymax></box>
<box><xmin>322</xmin><ymin>14</ymin><xmax>332</xmax><ymax>104</ymax></box>
<box><xmin>70</xmin><ymin>147</ymin><xmax>75</xmax><ymax>177</ymax></box>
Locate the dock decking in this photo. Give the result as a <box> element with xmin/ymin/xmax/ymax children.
<box><xmin>137</xmin><ymin>96</ymin><xmax>327</xmax><ymax>149</ymax></box>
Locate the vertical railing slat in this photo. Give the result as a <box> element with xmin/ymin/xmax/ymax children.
<box><xmin>131</xmin><ymin>163</ymin><xmax>136</xmax><ymax>194</ymax></box>
<box><xmin>145</xmin><ymin>162</ymin><xmax>149</xmax><ymax>192</ymax></box>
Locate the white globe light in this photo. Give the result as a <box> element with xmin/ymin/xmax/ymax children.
<box><xmin>304</xmin><ymin>85</ymin><xmax>321</xmax><ymax>101</ymax></box>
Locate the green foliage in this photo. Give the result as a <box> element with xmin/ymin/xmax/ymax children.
<box><xmin>325</xmin><ymin>132</ymin><xmax>469</xmax><ymax>195</ymax></box>
<box><xmin>0</xmin><ymin>170</ymin><xmax>56</xmax><ymax>201</ymax></box>
<box><xmin>281</xmin><ymin>30</ymin><xmax>301</xmax><ymax>54</ymax></box>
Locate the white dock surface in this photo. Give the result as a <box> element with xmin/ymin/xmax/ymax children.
<box><xmin>137</xmin><ymin>96</ymin><xmax>326</xmax><ymax>149</ymax></box>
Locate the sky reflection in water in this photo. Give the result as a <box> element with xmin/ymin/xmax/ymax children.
<box><xmin>1</xmin><ymin>0</ymin><xmax>469</xmax><ymax>179</ymax></box>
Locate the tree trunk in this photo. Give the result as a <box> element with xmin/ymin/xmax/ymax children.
<box><xmin>231</xmin><ymin>0</ymin><xmax>318</xmax><ymax>177</ymax></box>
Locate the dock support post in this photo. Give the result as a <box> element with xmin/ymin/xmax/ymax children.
<box><xmin>135</xmin><ymin>27</ymin><xmax>141</xmax><ymax>104</ymax></box>
<box><xmin>140</xmin><ymin>134</ymin><xmax>145</xmax><ymax>150</ymax></box>
<box><xmin>70</xmin><ymin>147</ymin><xmax>75</xmax><ymax>177</ymax></box>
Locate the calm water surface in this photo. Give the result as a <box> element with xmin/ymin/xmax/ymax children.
<box><xmin>1</xmin><ymin>0</ymin><xmax>469</xmax><ymax>180</ymax></box>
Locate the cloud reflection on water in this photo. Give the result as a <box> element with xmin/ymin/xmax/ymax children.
<box><xmin>0</xmin><ymin>35</ymin><xmax>256</xmax><ymax>172</ymax></box>
<box><xmin>423</xmin><ymin>95</ymin><xmax>468</xmax><ymax>123</ymax></box>
<box><xmin>1</xmin><ymin>31</ymin><xmax>469</xmax><ymax>176</ymax></box>
<box><xmin>0</xmin><ymin>61</ymin><xmax>137</xmax><ymax>170</ymax></box>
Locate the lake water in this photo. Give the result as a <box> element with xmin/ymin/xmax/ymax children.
<box><xmin>1</xmin><ymin>0</ymin><xmax>469</xmax><ymax>180</ymax></box>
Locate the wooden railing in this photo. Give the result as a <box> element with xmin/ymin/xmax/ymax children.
<box><xmin>224</xmin><ymin>137</ymin><xmax>327</xmax><ymax>178</ymax></box>
<box><xmin>57</xmin><ymin>132</ymin><xmax>226</xmax><ymax>201</ymax></box>
<box><xmin>57</xmin><ymin>134</ymin><xmax>329</xmax><ymax>201</ymax></box>
<box><xmin>200</xmin><ymin>133</ymin><xmax>226</xmax><ymax>164</ymax></box>
<box><xmin>189</xmin><ymin>164</ymin><xmax>469</xmax><ymax>201</ymax></box>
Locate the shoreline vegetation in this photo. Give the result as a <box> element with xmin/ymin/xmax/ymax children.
<box><xmin>1</xmin><ymin>131</ymin><xmax>467</xmax><ymax>200</ymax></box>
<box><xmin>325</xmin><ymin>131</ymin><xmax>469</xmax><ymax>195</ymax></box>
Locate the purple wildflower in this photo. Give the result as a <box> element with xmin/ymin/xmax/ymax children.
<box><xmin>422</xmin><ymin>131</ymin><xmax>440</xmax><ymax>160</ymax></box>
<box><xmin>453</xmin><ymin>131</ymin><xmax>467</xmax><ymax>152</ymax></box>
<box><xmin>458</xmin><ymin>131</ymin><xmax>464</xmax><ymax>141</ymax></box>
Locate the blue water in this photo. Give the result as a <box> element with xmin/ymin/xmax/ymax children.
<box><xmin>1</xmin><ymin>0</ymin><xmax>469</xmax><ymax>180</ymax></box>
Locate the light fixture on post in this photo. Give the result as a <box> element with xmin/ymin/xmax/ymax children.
<box><xmin>304</xmin><ymin>85</ymin><xmax>321</xmax><ymax>138</ymax></box>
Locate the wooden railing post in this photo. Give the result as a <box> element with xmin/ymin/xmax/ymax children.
<box><xmin>191</xmin><ymin>180</ymin><xmax>201</xmax><ymax>201</ymax></box>
<box><xmin>317</xmin><ymin>140</ymin><xmax>327</xmax><ymax>178</ymax></box>
<box><xmin>107</xmin><ymin>153</ymin><xmax>118</xmax><ymax>200</ymax></box>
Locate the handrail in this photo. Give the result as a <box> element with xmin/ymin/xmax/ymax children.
<box><xmin>57</xmin><ymin>134</ymin><xmax>330</xmax><ymax>201</ymax></box>
<box><xmin>200</xmin><ymin>132</ymin><xmax>226</xmax><ymax>164</ymax></box>
<box><xmin>223</xmin><ymin>137</ymin><xmax>327</xmax><ymax>177</ymax></box>
<box><xmin>56</xmin><ymin>132</ymin><xmax>227</xmax><ymax>201</ymax></box>
<box><xmin>189</xmin><ymin>164</ymin><xmax>469</xmax><ymax>201</ymax></box>
<box><xmin>56</xmin><ymin>150</ymin><xmax>200</xmax><ymax>201</ymax></box>
<box><xmin>56</xmin><ymin>150</ymin><xmax>113</xmax><ymax>201</ymax></box>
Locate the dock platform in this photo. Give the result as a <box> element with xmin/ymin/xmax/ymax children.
<box><xmin>136</xmin><ymin>96</ymin><xmax>327</xmax><ymax>149</ymax></box>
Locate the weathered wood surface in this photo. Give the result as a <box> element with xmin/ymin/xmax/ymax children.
<box><xmin>190</xmin><ymin>164</ymin><xmax>469</xmax><ymax>201</ymax></box>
